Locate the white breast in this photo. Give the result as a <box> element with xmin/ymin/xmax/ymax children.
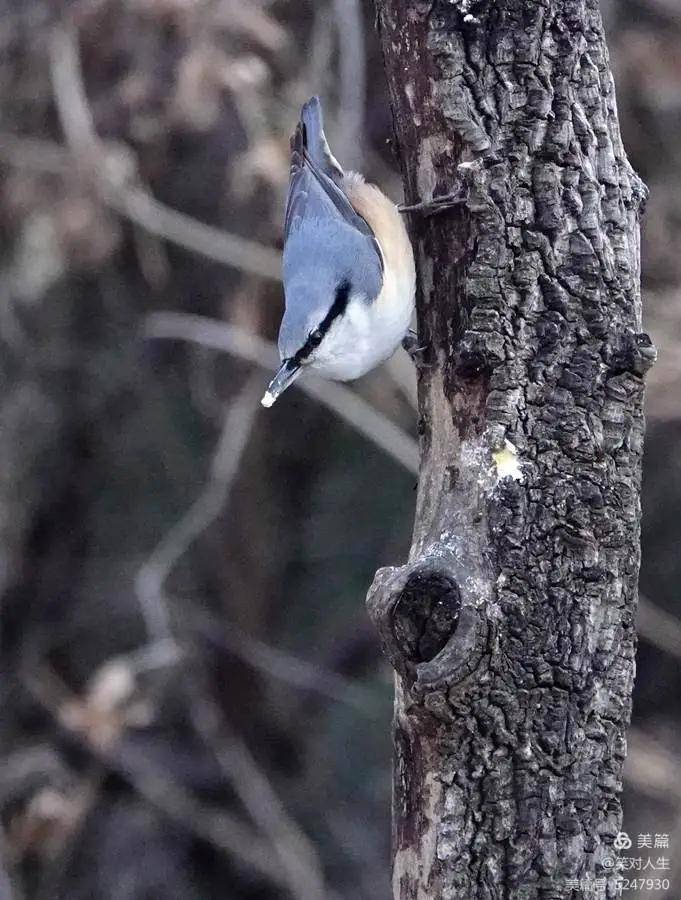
<box><xmin>312</xmin><ymin>282</ymin><xmax>413</xmax><ymax>381</ymax></box>
<box><xmin>310</xmin><ymin>173</ymin><xmax>416</xmax><ymax>382</ymax></box>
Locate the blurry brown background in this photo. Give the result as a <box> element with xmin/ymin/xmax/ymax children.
<box><xmin>0</xmin><ymin>2</ymin><xmax>679</xmax><ymax>898</ymax></box>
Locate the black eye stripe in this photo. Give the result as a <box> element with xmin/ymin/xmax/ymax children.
<box><xmin>292</xmin><ymin>280</ymin><xmax>352</xmax><ymax>363</ymax></box>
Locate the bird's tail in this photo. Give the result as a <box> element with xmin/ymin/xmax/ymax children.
<box><xmin>298</xmin><ymin>96</ymin><xmax>343</xmax><ymax>181</ymax></box>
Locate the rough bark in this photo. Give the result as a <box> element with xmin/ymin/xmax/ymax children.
<box><xmin>368</xmin><ymin>1</ymin><xmax>654</xmax><ymax>898</ymax></box>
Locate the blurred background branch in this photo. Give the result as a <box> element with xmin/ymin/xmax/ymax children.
<box><xmin>134</xmin><ymin>373</ymin><xmax>263</xmax><ymax>641</ymax></box>
<box><xmin>48</xmin><ymin>21</ymin><xmax>283</xmax><ymax>281</ymax></box>
<box><xmin>20</xmin><ymin>668</ymin><xmax>302</xmax><ymax>895</ymax></box>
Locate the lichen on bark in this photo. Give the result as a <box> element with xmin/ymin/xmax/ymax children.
<box><xmin>369</xmin><ymin>1</ymin><xmax>654</xmax><ymax>897</ymax></box>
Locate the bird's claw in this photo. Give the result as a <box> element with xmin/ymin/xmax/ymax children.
<box><xmin>398</xmin><ymin>190</ymin><xmax>467</xmax><ymax>217</ymax></box>
<box><xmin>402</xmin><ymin>332</ymin><xmax>431</xmax><ymax>368</ymax></box>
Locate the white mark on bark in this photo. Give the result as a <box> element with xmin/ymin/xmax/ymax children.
<box><xmin>450</xmin><ymin>0</ymin><xmax>481</xmax><ymax>24</ymax></box>
<box><xmin>493</xmin><ymin>439</ymin><xmax>524</xmax><ymax>482</ymax></box>
<box><xmin>405</xmin><ymin>82</ymin><xmax>420</xmax><ymax>126</ymax></box>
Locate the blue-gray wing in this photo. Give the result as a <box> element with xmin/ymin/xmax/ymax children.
<box><xmin>284</xmin><ymin>99</ymin><xmax>383</xmax><ymax>273</ymax></box>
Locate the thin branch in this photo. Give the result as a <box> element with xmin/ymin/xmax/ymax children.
<box><xmin>135</xmin><ymin>375</ymin><xmax>263</xmax><ymax>642</ymax></box>
<box><xmin>187</xmin><ymin>679</ymin><xmax>328</xmax><ymax>900</ymax></box>
<box><xmin>144</xmin><ymin>312</ymin><xmax>420</xmax><ymax>475</ymax></box>
<box><xmin>48</xmin><ymin>22</ymin><xmax>99</xmax><ymax>160</ymax></box>
<box><xmin>104</xmin><ymin>184</ymin><xmax>282</xmax><ymax>282</ymax></box>
<box><xmin>46</xmin><ymin>23</ymin><xmax>281</xmax><ymax>281</ymax></box>
<box><xmin>125</xmin><ymin>638</ymin><xmax>185</xmax><ymax>675</ymax></box>
<box><xmin>188</xmin><ymin>611</ymin><xmax>381</xmax><ymax>716</ymax></box>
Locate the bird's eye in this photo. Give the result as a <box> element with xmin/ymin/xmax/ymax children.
<box><xmin>309</xmin><ymin>328</ymin><xmax>323</xmax><ymax>347</ymax></box>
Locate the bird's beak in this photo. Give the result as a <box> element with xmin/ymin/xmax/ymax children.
<box><xmin>261</xmin><ymin>360</ymin><xmax>303</xmax><ymax>407</ymax></box>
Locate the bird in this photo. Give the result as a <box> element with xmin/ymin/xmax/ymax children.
<box><xmin>261</xmin><ymin>96</ymin><xmax>416</xmax><ymax>408</ymax></box>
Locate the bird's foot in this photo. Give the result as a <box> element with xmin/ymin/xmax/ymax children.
<box><xmin>398</xmin><ymin>189</ymin><xmax>467</xmax><ymax>217</ymax></box>
<box><xmin>402</xmin><ymin>331</ymin><xmax>430</xmax><ymax>368</ymax></box>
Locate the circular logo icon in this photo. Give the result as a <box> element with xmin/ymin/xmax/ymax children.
<box><xmin>613</xmin><ymin>832</ymin><xmax>632</xmax><ymax>850</ymax></box>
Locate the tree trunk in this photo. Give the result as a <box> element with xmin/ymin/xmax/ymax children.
<box><xmin>368</xmin><ymin>1</ymin><xmax>655</xmax><ymax>897</ymax></box>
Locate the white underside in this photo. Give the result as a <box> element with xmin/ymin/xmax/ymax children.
<box><xmin>310</xmin><ymin>265</ymin><xmax>415</xmax><ymax>381</ymax></box>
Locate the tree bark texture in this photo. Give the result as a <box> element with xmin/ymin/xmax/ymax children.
<box><xmin>368</xmin><ymin>2</ymin><xmax>655</xmax><ymax>898</ymax></box>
